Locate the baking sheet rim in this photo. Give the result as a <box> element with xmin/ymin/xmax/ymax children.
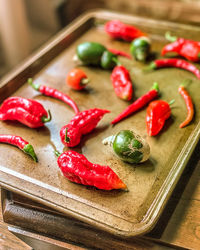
<box><xmin>1</xmin><ymin>9</ymin><xmax>200</xmax><ymax>237</ymax></box>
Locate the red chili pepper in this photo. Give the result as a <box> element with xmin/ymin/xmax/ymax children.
<box><xmin>111</xmin><ymin>65</ymin><xmax>133</xmax><ymax>101</ymax></box>
<box><xmin>108</xmin><ymin>48</ymin><xmax>131</xmax><ymax>59</ymax></box>
<box><xmin>105</xmin><ymin>20</ymin><xmax>146</xmax><ymax>42</ymax></box>
<box><xmin>111</xmin><ymin>82</ymin><xmax>159</xmax><ymax>124</ymax></box>
<box><xmin>146</xmin><ymin>100</ymin><xmax>173</xmax><ymax>136</ymax></box>
<box><xmin>60</xmin><ymin>108</ymin><xmax>110</xmax><ymax>147</ymax></box>
<box><xmin>178</xmin><ymin>85</ymin><xmax>194</xmax><ymax>128</ymax></box>
<box><xmin>66</xmin><ymin>68</ymin><xmax>89</xmax><ymax>90</ymax></box>
<box><xmin>28</xmin><ymin>78</ymin><xmax>79</xmax><ymax>114</ymax></box>
<box><xmin>0</xmin><ymin>134</ymin><xmax>38</xmax><ymax>162</ymax></box>
<box><xmin>56</xmin><ymin>150</ymin><xmax>126</xmax><ymax>190</ymax></box>
<box><xmin>0</xmin><ymin>97</ymin><xmax>51</xmax><ymax>128</ymax></box>
<box><xmin>148</xmin><ymin>58</ymin><xmax>200</xmax><ymax>79</ymax></box>
<box><xmin>161</xmin><ymin>32</ymin><xmax>200</xmax><ymax>62</ymax></box>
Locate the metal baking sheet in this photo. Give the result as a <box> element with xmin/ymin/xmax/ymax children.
<box><xmin>1</xmin><ymin>10</ymin><xmax>200</xmax><ymax>237</ymax></box>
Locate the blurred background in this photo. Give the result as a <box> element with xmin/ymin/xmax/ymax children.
<box><xmin>0</xmin><ymin>0</ymin><xmax>200</xmax><ymax>78</ymax></box>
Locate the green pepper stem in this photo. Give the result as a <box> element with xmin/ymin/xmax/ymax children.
<box><xmin>55</xmin><ymin>150</ymin><xmax>61</xmax><ymax>157</ymax></box>
<box><xmin>112</xmin><ymin>57</ymin><xmax>121</xmax><ymax>66</ymax></box>
<box><xmin>149</xmin><ymin>61</ymin><xmax>157</xmax><ymax>69</ymax></box>
<box><xmin>143</xmin><ymin>62</ymin><xmax>157</xmax><ymax>72</ymax></box>
<box><xmin>180</xmin><ymin>79</ymin><xmax>192</xmax><ymax>88</ymax></box>
<box><xmin>102</xmin><ymin>135</ymin><xmax>115</xmax><ymax>146</ymax></box>
<box><xmin>169</xmin><ymin>99</ymin><xmax>175</xmax><ymax>106</ymax></box>
<box><xmin>151</xmin><ymin>82</ymin><xmax>159</xmax><ymax>93</ymax></box>
<box><xmin>165</xmin><ymin>31</ymin><xmax>177</xmax><ymax>42</ymax></box>
<box><xmin>27</xmin><ymin>78</ymin><xmax>40</xmax><ymax>91</ymax></box>
<box><xmin>41</xmin><ymin>110</ymin><xmax>52</xmax><ymax>123</ymax></box>
<box><xmin>23</xmin><ymin>144</ymin><xmax>38</xmax><ymax>162</ymax></box>
<box><xmin>65</xmin><ymin>128</ymin><xmax>70</xmax><ymax>143</ymax></box>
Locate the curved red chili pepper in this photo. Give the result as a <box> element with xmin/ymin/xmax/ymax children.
<box><xmin>111</xmin><ymin>82</ymin><xmax>159</xmax><ymax>124</ymax></box>
<box><xmin>178</xmin><ymin>85</ymin><xmax>194</xmax><ymax>128</ymax></box>
<box><xmin>0</xmin><ymin>134</ymin><xmax>38</xmax><ymax>161</ymax></box>
<box><xmin>146</xmin><ymin>100</ymin><xmax>172</xmax><ymax>136</ymax></box>
<box><xmin>28</xmin><ymin>78</ymin><xmax>79</xmax><ymax>114</ymax></box>
<box><xmin>108</xmin><ymin>48</ymin><xmax>131</xmax><ymax>59</ymax></box>
<box><xmin>56</xmin><ymin>150</ymin><xmax>126</xmax><ymax>190</ymax></box>
<box><xmin>111</xmin><ymin>65</ymin><xmax>133</xmax><ymax>101</ymax></box>
<box><xmin>161</xmin><ymin>32</ymin><xmax>200</xmax><ymax>62</ymax></box>
<box><xmin>60</xmin><ymin>108</ymin><xmax>110</xmax><ymax>147</ymax></box>
<box><xmin>149</xmin><ymin>58</ymin><xmax>200</xmax><ymax>79</ymax></box>
<box><xmin>0</xmin><ymin>97</ymin><xmax>51</xmax><ymax>128</ymax></box>
<box><xmin>105</xmin><ymin>20</ymin><xmax>146</xmax><ymax>42</ymax></box>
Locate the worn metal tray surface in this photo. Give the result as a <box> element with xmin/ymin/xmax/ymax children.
<box><xmin>0</xmin><ymin>10</ymin><xmax>200</xmax><ymax>237</ymax></box>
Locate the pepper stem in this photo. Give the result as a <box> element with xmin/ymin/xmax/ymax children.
<box><xmin>180</xmin><ymin>79</ymin><xmax>192</xmax><ymax>87</ymax></box>
<box><xmin>41</xmin><ymin>110</ymin><xmax>52</xmax><ymax>123</ymax></box>
<box><xmin>65</xmin><ymin>128</ymin><xmax>70</xmax><ymax>143</ymax></box>
<box><xmin>102</xmin><ymin>135</ymin><xmax>115</xmax><ymax>146</ymax></box>
<box><xmin>23</xmin><ymin>144</ymin><xmax>38</xmax><ymax>162</ymax></box>
<box><xmin>165</xmin><ymin>31</ymin><xmax>177</xmax><ymax>42</ymax></box>
<box><xmin>81</xmin><ymin>78</ymin><xmax>89</xmax><ymax>86</ymax></box>
<box><xmin>27</xmin><ymin>78</ymin><xmax>40</xmax><ymax>91</ymax></box>
<box><xmin>169</xmin><ymin>99</ymin><xmax>175</xmax><ymax>106</ymax></box>
<box><xmin>73</xmin><ymin>54</ymin><xmax>79</xmax><ymax>63</ymax></box>
<box><xmin>144</xmin><ymin>62</ymin><xmax>157</xmax><ymax>72</ymax></box>
<box><xmin>112</xmin><ymin>57</ymin><xmax>121</xmax><ymax>66</ymax></box>
<box><xmin>55</xmin><ymin>150</ymin><xmax>61</xmax><ymax>157</ymax></box>
<box><xmin>151</xmin><ymin>82</ymin><xmax>159</xmax><ymax>93</ymax></box>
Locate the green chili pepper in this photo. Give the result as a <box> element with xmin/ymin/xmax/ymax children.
<box><xmin>130</xmin><ymin>37</ymin><xmax>151</xmax><ymax>62</ymax></box>
<box><xmin>76</xmin><ymin>42</ymin><xmax>106</xmax><ymax>65</ymax></box>
<box><xmin>103</xmin><ymin>130</ymin><xmax>150</xmax><ymax>164</ymax></box>
<box><xmin>100</xmin><ymin>50</ymin><xmax>117</xmax><ymax>70</ymax></box>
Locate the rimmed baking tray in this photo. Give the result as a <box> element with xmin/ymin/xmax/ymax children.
<box><xmin>1</xmin><ymin>10</ymin><xmax>200</xmax><ymax>237</ymax></box>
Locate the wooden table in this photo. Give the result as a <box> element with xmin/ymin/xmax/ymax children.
<box><xmin>0</xmin><ymin>191</ymin><xmax>87</xmax><ymax>250</ymax></box>
<box><xmin>0</xmin><ymin>191</ymin><xmax>31</xmax><ymax>250</ymax></box>
<box><xmin>1</xmin><ymin>140</ymin><xmax>200</xmax><ymax>249</ymax></box>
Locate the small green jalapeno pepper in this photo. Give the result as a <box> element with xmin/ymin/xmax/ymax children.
<box><xmin>130</xmin><ymin>37</ymin><xmax>151</xmax><ymax>62</ymax></box>
<box><xmin>76</xmin><ymin>42</ymin><xmax>106</xmax><ymax>65</ymax></box>
<box><xmin>103</xmin><ymin>130</ymin><xmax>150</xmax><ymax>164</ymax></box>
<box><xmin>100</xmin><ymin>50</ymin><xmax>117</xmax><ymax>70</ymax></box>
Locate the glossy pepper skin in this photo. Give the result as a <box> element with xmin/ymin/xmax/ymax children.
<box><xmin>66</xmin><ymin>68</ymin><xmax>89</xmax><ymax>90</ymax></box>
<box><xmin>111</xmin><ymin>82</ymin><xmax>159</xmax><ymax>124</ymax></box>
<box><xmin>130</xmin><ymin>37</ymin><xmax>151</xmax><ymax>62</ymax></box>
<box><xmin>60</xmin><ymin>108</ymin><xmax>110</xmax><ymax>147</ymax></box>
<box><xmin>76</xmin><ymin>42</ymin><xmax>106</xmax><ymax>66</ymax></box>
<box><xmin>56</xmin><ymin>150</ymin><xmax>126</xmax><ymax>190</ymax></box>
<box><xmin>100</xmin><ymin>50</ymin><xmax>117</xmax><ymax>70</ymax></box>
<box><xmin>105</xmin><ymin>20</ymin><xmax>146</xmax><ymax>42</ymax></box>
<box><xmin>0</xmin><ymin>134</ymin><xmax>38</xmax><ymax>162</ymax></box>
<box><xmin>149</xmin><ymin>58</ymin><xmax>200</xmax><ymax>79</ymax></box>
<box><xmin>0</xmin><ymin>97</ymin><xmax>51</xmax><ymax>128</ymax></box>
<box><xmin>103</xmin><ymin>130</ymin><xmax>150</xmax><ymax>164</ymax></box>
<box><xmin>161</xmin><ymin>32</ymin><xmax>200</xmax><ymax>62</ymax></box>
<box><xmin>28</xmin><ymin>78</ymin><xmax>79</xmax><ymax>114</ymax></box>
<box><xmin>111</xmin><ymin>65</ymin><xmax>133</xmax><ymax>101</ymax></box>
<box><xmin>146</xmin><ymin>100</ymin><xmax>172</xmax><ymax>136</ymax></box>
<box><xmin>178</xmin><ymin>85</ymin><xmax>194</xmax><ymax>128</ymax></box>
<box><xmin>76</xmin><ymin>42</ymin><xmax>118</xmax><ymax>70</ymax></box>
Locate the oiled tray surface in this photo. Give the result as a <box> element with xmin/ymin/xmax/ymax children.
<box><xmin>1</xmin><ymin>11</ymin><xmax>200</xmax><ymax>236</ymax></box>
